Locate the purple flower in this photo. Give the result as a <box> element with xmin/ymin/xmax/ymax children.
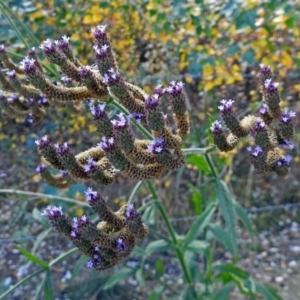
<box><xmin>56</xmin><ymin>142</ymin><xmax>69</xmax><ymax>155</ymax></box>
<box><xmin>55</xmin><ymin>35</ymin><xmax>70</xmax><ymax>51</ymax></box>
<box><xmin>277</xmin><ymin>155</ymin><xmax>292</xmax><ymax>166</ymax></box>
<box><xmin>61</xmin><ymin>76</ymin><xmax>72</xmax><ymax>85</ymax></box>
<box><xmin>97</xmin><ymin>136</ymin><xmax>115</xmax><ymax>151</ymax></box>
<box><xmin>83</xmin><ymin>157</ymin><xmax>97</xmax><ymax>173</ymax></box>
<box><xmin>86</xmin><ymin>260</ymin><xmax>94</xmax><ymax>268</ymax></box>
<box><xmin>154</xmin><ymin>84</ymin><xmax>164</xmax><ymax>97</ymax></box>
<box><xmin>89</xmin><ymin>102</ymin><xmax>106</xmax><ymax>119</ymax></box>
<box><xmin>40</xmin><ymin>39</ymin><xmax>57</xmax><ymax>55</ymax></box>
<box><xmin>126</xmin><ymin>203</ymin><xmax>139</xmax><ymax>220</ymax></box>
<box><xmin>218</xmin><ymin>99</ymin><xmax>234</xmax><ymax>113</ymax></box>
<box><xmin>35</xmin><ymin>135</ymin><xmax>50</xmax><ymax>149</ymax></box>
<box><xmin>91</xmin><ymin>24</ymin><xmax>107</xmax><ymax>39</ymax></box>
<box><xmin>102</xmin><ymin>68</ymin><xmax>121</xmax><ymax>85</ymax></box>
<box><xmin>147</xmin><ymin>137</ymin><xmax>164</xmax><ymax>154</ymax></box>
<box><xmin>280</xmin><ymin>111</ymin><xmax>296</xmax><ymax>123</ymax></box>
<box><xmin>264</xmin><ymin>79</ymin><xmax>279</xmax><ymax>93</ymax></box>
<box><xmin>282</xmin><ymin>140</ymin><xmax>294</xmax><ymax>150</ymax></box>
<box><xmin>253</xmin><ymin>119</ymin><xmax>266</xmax><ymax>131</ymax></box>
<box><xmin>36</xmin><ymin>164</ymin><xmax>46</xmax><ymax>174</ymax></box>
<box><xmin>79</xmin><ymin>66</ymin><xmax>93</xmax><ymax>79</ymax></box>
<box><xmin>84</xmin><ymin>187</ymin><xmax>99</xmax><ymax>202</ymax></box>
<box><xmin>94</xmin><ymin>44</ymin><xmax>109</xmax><ymax>59</ymax></box>
<box><xmin>128</xmin><ymin>112</ymin><xmax>144</xmax><ymax>123</ymax></box>
<box><xmin>27</xmin><ymin>113</ymin><xmax>34</xmax><ymax>124</ymax></box>
<box><xmin>20</xmin><ymin>57</ymin><xmax>37</xmax><ymax>75</ymax></box>
<box><xmin>38</xmin><ymin>94</ymin><xmax>48</xmax><ymax>105</ymax></box>
<box><xmin>165</xmin><ymin>81</ymin><xmax>184</xmax><ymax>96</ymax></box>
<box><xmin>28</xmin><ymin>47</ymin><xmax>36</xmax><ymax>55</ymax></box>
<box><xmin>0</xmin><ymin>44</ymin><xmax>5</xmax><ymax>53</ymax></box>
<box><xmin>145</xmin><ymin>94</ymin><xmax>159</xmax><ymax>109</ymax></box>
<box><xmin>248</xmin><ymin>146</ymin><xmax>263</xmax><ymax>157</ymax></box>
<box><xmin>112</xmin><ymin>113</ymin><xmax>127</xmax><ymax>129</ymax></box>
<box><xmin>259</xmin><ymin>103</ymin><xmax>268</xmax><ymax>115</ymax></box>
<box><xmin>211</xmin><ymin>120</ymin><xmax>223</xmax><ymax>134</ymax></box>
<box><xmin>41</xmin><ymin>205</ymin><xmax>63</xmax><ymax>220</ymax></box>
<box><xmin>6</xmin><ymin>70</ymin><xmax>16</xmax><ymax>79</ymax></box>
<box><xmin>116</xmin><ymin>238</ymin><xmax>125</xmax><ymax>250</ymax></box>
<box><xmin>259</xmin><ymin>64</ymin><xmax>272</xmax><ymax>77</ymax></box>
<box><xmin>7</xmin><ymin>94</ymin><xmax>18</xmax><ymax>103</ymax></box>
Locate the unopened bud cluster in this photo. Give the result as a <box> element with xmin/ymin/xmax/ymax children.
<box><xmin>42</xmin><ymin>188</ymin><xmax>147</xmax><ymax>270</ymax></box>
<box><xmin>0</xmin><ymin>25</ymin><xmax>190</xmax><ymax>187</ymax></box>
<box><xmin>211</xmin><ymin>65</ymin><xmax>296</xmax><ymax>177</ymax></box>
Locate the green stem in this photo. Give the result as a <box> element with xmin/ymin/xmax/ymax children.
<box><xmin>146</xmin><ymin>181</ymin><xmax>194</xmax><ymax>288</ymax></box>
<box><xmin>204</xmin><ymin>154</ymin><xmax>218</xmax><ymax>178</ymax></box>
<box><xmin>0</xmin><ymin>268</ymin><xmax>45</xmax><ymax>300</ymax></box>
<box><xmin>182</xmin><ymin>146</ymin><xmax>215</xmax><ymax>156</ymax></box>
<box><xmin>49</xmin><ymin>248</ymin><xmax>78</xmax><ymax>267</ymax></box>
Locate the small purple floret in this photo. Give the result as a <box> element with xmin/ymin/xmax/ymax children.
<box><xmin>280</xmin><ymin>111</ymin><xmax>296</xmax><ymax>123</ymax></box>
<box><xmin>112</xmin><ymin>113</ymin><xmax>127</xmax><ymax>129</ymax></box>
<box><xmin>116</xmin><ymin>238</ymin><xmax>125</xmax><ymax>250</ymax></box>
<box><xmin>84</xmin><ymin>187</ymin><xmax>99</xmax><ymax>202</ymax></box>
<box><xmin>259</xmin><ymin>103</ymin><xmax>268</xmax><ymax>115</ymax></box>
<box><xmin>165</xmin><ymin>81</ymin><xmax>184</xmax><ymax>96</ymax></box>
<box><xmin>254</xmin><ymin>119</ymin><xmax>266</xmax><ymax>131</ymax></box>
<box><xmin>79</xmin><ymin>66</ymin><xmax>93</xmax><ymax>79</ymax></box>
<box><xmin>97</xmin><ymin>136</ymin><xmax>115</xmax><ymax>151</ymax></box>
<box><xmin>248</xmin><ymin>146</ymin><xmax>263</xmax><ymax>157</ymax></box>
<box><xmin>20</xmin><ymin>57</ymin><xmax>37</xmax><ymax>74</ymax></box>
<box><xmin>55</xmin><ymin>35</ymin><xmax>70</xmax><ymax>50</ymax></box>
<box><xmin>147</xmin><ymin>137</ymin><xmax>164</xmax><ymax>154</ymax></box>
<box><xmin>35</xmin><ymin>135</ymin><xmax>50</xmax><ymax>149</ymax></box>
<box><xmin>277</xmin><ymin>155</ymin><xmax>292</xmax><ymax>166</ymax></box>
<box><xmin>145</xmin><ymin>94</ymin><xmax>159</xmax><ymax>109</ymax></box>
<box><xmin>36</xmin><ymin>164</ymin><xmax>46</xmax><ymax>174</ymax></box>
<box><xmin>41</xmin><ymin>205</ymin><xmax>63</xmax><ymax>219</ymax></box>
<box><xmin>211</xmin><ymin>120</ymin><xmax>223</xmax><ymax>134</ymax></box>
<box><xmin>126</xmin><ymin>203</ymin><xmax>139</xmax><ymax>220</ymax></box>
<box><xmin>6</xmin><ymin>70</ymin><xmax>16</xmax><ymax>79</ymax></box>
<box><xmin>264</xmin><ymin>79</ymin><xmax>279</xmax><ymax>93</ymax></box>
<box><xmin>128</xmin><ymin>112</ymin><xmax>144</xmax><ymax>123</ymax></box>
<box><xmin>218</xmin><ymin>99</ymin><xmax>234</xmax><ymax>113</ymax></box>
<box><xmin>91</xmin><ymin>24</ymin><xmax>107</xmax><ymax>39</ymax></box>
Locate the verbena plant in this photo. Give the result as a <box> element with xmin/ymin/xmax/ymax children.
<box><xmin>0</xmin><ymin>7</ymin><xmax>296</xmax><ymax>300</ymax></box>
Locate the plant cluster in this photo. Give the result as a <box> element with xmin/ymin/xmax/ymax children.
<box><xmin>211</xmin><ymin>65</ymin><xmax>296</xmax><ymax>177</ymax></box>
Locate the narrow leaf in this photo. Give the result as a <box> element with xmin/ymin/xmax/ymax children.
<box><xmin>213</xmin><ymin>263</ymin><xmax>249</xmax><ymax>280</ymax></box>
<box><xmin>135</xmin><ymin>268</ymin><xmax>145</xmax><ymax>287</ymax></box>
<box><xmin>215</xmin><ymin>180</ymin><xmax>237</xmax><ymax>255</ymax></box>
<box><xmin>233</xmin><ymin>200</ymin><xmax>253</xmax><ymax>234</ymax></box>
<box><xmin>16</xmin><ymin>245</ymin><xmax>48</xmax><ymax>267</ymax></box>
<box><xmin>254</xmin><ymin>281</ymin><xmax>282</xmax><ymax>300</ymax></box>
<box><xmin>208</xmin><ymin>224</ymin><xmax>236</xmax><ymax>255</ymax></box>
<box><xmin>145</xmin><ymin>240</ymin><xmax>171</xmax><ymax>255</ymax></box>
<box><xmin>182</xmin><ymin>201</ymin><xmax>216</xmax><ymax>248</ymax></box>
<box><xmin>43</xmin><ymin>270</ymin><xmax>54</xmax><ymax>300</ymax></box>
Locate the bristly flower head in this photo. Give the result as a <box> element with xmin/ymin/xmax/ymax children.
<box><xmin>259</xmin><ymin>64</ymin><xmax>272</xmax><ymax>78</ymax></box>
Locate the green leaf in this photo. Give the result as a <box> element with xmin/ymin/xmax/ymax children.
<box><xmin>254</xmin><ymin>281</ymin><xmax>282</xmax><ymax>300</ymax></box>
<box><xmin>215</xmin><ymin>180</ymin><xmax>237</xmax><ymax>255</ymax></box>
<box><xmin>132</xmin><ymin>246</ymin><xmax>147</xmax><ymax>257</ymax></box>
<box><xmin>16</xmin><ymin>245</ymin><xmax>48</xmax><ymax>268</ymax></box>
<box><xmin>213</xmin><ymin>264</ymin><xmax>249</xmax><ymax>280</ymax></box>
<box><xmin>233</xmin><ymin>201</ymin><xmax>253</xmax><ymax>234</ymax></box>
<box><xmin>213</xmin><ymin>282</ymin><xmax>234</xmax><ymax>300</ymax></box>
<box><xmin>32</xmin><ymin>228</ymin><xmax>52</xmax><ymax>254</ymax></box>
<box><xmin>155</xmin><ymin>259</ymin><xmax>164</xmax><ymax>276</ymax></box>
<box><xmin>208</xmin><ymin>224</ymin><xmax>236</xmax><ymax>255</ymax></box>
<box><xmin>186</xmin><ymin>240</ymin><xmax>209</xmax><ymax>254</ymax></box>
<box><xmin>43</xmin><ymin>270</ymin><xmax>54</xmax><ymax>300</ymax></box>
<box><xmin>188</xmin><ymin>155</ymin><xmax>211</xmax><ymax>174</ymax></box>
<box><xmin>135</xmin><ymin>268</ymin><xmax>145</xmax><ymax>287</ymax></box>
<box><xmin>72</xmin><ymin>255</ymin><xmax>88</xmax><ymax>278</ymax></box>
<box><xmin>145</xmin><ymin>240</ymin><xmax>171</xmax><ymax>255</ymax></box>
<box><xmin>189</xmin><ymin>184</ymin><xmax>203</xmax><ymax>215</ymax></box>
<box><xmin>147</xmin><ymin>286</ymin><xmax>164</xmax><ymax>300</ymax></box>
<box><xmin>182</xmin><ymin>201</ymin><xmax>217</xmax><ymax>248</ymax></box>
<box><xmin>103</xmin><ymin>268</ymin><xmax>135</xmax><ymax>290</ymax></box>
<box><xmin>127</xmin><ymin>180</ymin><xmax>144</xmax><ymax>204</ymax></box>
